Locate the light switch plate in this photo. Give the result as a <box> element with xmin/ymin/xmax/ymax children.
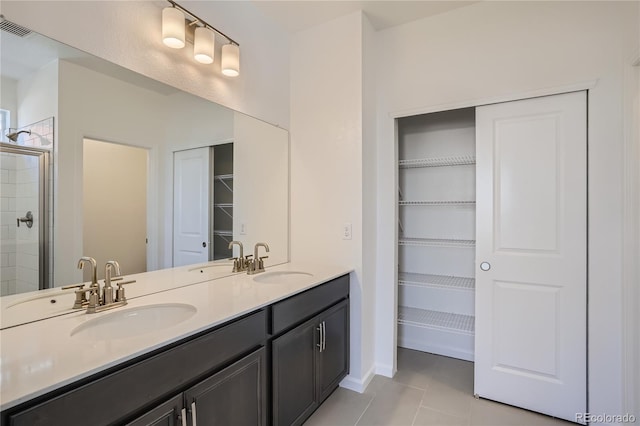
<box><xmin>240</xmin><ymin>223</ymin><xmax>247</xmax><ymax>235</ymax></box>
<box><xmin>343</xmin><ymin>222</ymin><xmax>352</xmax><ymax>240</ymax></box>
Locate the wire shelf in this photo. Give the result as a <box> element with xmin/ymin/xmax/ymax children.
<box><xmin>214</xmin><ymin>174</ymin><xmax>233</xmax><ymax>192</ymax></box>
<box><xmin>213</xmin><ymin>230</ymin><xmax>232</xmax><ymax>237</ymax></box>
<box><xmin>214</xmin><ymin>174</ymin><xmax>233</xmax><ymax>180</ymax></box>
<box><xmin>214</xmin><ymin>203</ymin><xmax>233</xmax><ymax>208</ymax></box>
<box><xmin>398</xmin><ymin>238</ymin><xmax>475</xmax><ymax>248</ymax></box>
<box><xmin>398</xmin><ymin>306</ymin><xmax>474</xmax><ymax>334</ymax></box>
<box><xmin>399</xmin><ymin>155</ymin><xmax>476</xmax><ymax>169</ymax></box>
<box><xmin>398</xmin><ymin>200</ymin><xmax>475</xmax><ymax>206</ymax></box>
<box><xmin>398</xmin><ymin>272</ymin><xmax>475</xmax><ymax>290</ymax></box>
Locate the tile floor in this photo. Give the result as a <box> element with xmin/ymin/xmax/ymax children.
<box><xmin>305</xmin><ymin>348</ymin><xmax>574</xmax><ymax>426</ymax></box>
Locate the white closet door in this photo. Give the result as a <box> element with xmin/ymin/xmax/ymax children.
<box><xmin>173</xmin><ymin>147</ymin><xmax>210</xmax><ymax>267</ymax></box>
<box><xmin>475</xmin><ymin>91</ymin><xmax>586</xmax><ymax>422</ymax></box>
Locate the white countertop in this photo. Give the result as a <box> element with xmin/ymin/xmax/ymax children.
<box><xmin>0</xmin><ymin>259</ymin><xmax>244</xmax><ymax>329</ymax></box>
<box><xmin>0</xmin><ymin>262</ymin><xmax>352</xmax><ymax>412</ymax></box>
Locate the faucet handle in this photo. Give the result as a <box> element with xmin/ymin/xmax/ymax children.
<box><xmin>115</xmin><ymin>280</ymin><xmax>136</xmax><ymax>303</ymax></box>
<box><xmin>230</xmin><ymin>257</ymin><xmax>243</xmax><ymax>273</ymax></box>
<box><xmin>62</xmin><ymin>283</ymin><xmax>87</xmax><ymax>309</ymax></box>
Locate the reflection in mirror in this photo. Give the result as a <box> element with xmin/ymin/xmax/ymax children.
<box><xmin>0</xmin><ymin>22</ymin><xmax>289</xmax><ymax>326</ymax></box>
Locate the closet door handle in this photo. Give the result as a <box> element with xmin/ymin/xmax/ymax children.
<box><xmin>480</xmin><ymin>262</ymin><xmax>491</xmax><ymax>271</ymax></box>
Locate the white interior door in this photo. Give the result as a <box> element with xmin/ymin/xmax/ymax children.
<box><xmin>475</xmin><ymin>91</ymin><xmax>587</xmax><ymax>422</ymax></box>
<box><xmin>173</xmin><ymin>147</ymin><xmax>210</xmax><ymax>267</ymax></box>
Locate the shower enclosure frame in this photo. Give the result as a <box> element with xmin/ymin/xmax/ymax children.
<box><xmin>0</xmin><ymin>142</ymin><xmax>50</xmax><ymax>290</ymax></box>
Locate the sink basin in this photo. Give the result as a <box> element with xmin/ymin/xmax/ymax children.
<box><xmin>252</xmin><ymin>271</ymin><xmax>313</xmax><ymax>284</ymax></box>
<box><xmin>5</xmin><ymin>291</ymin><xmax>75</xmax><ymax>314</ymax></box>
<box><xmin>70</xmin><ymin>303</ymin><xmax>197</xmax><ymax>340</ymax></box>
<box><xmin>188</xmin><ymin>262</ymin><xmax>233</xmax><ymax>272</ymax></box>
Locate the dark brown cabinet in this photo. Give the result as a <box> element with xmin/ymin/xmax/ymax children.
<box><xmin>126</xmin><ymin>395</ymin><xmax>183</xmax><ymax>426</ymax></box>
<box><xmin>129</xmin><ymin>348</ymin><xmax>266</xmax><ymax>426</ymax></box>
<box><xmin>272</xmin><ymin>299</ymin><xmax>349</xmax><ymax>426</ymax></box>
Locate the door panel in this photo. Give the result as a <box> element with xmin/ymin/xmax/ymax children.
<box><xmin>318</xmin><ymin>300</ymin><xmax>349</xmax><ymax>402</ymax></box>
<box><xmin>185</xmin><ymin>348</ymin><xmax>266</xmax><ymax>426</ymax></box>
<box><xmin>272</xmin><ymin>318</ymin><xmax>318</xmax><ymax>426</ymax></box>
<box><xmin>173</xmin><ymin>147</ymin><xmax>210</xmax><ymax>267</ymax></box>
<box><xmin>475</xmin><ymin>91</ymin><xmax>586</xmax><ymax>422</ymax></box>
<box><xmin>493</xmin><ymin>114</ymin><xmax>560</xmax><ymax>252</ymax></box>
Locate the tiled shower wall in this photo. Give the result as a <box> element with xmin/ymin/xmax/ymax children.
<box><xmin>0</xmin><ymin>117</ymin><xmax>54</xmax><ymax>295</ymax></box>
<box><xmin>1</xmin><ymin>153</ymin><xmax>18</xmax><ymax>294</ymax></box>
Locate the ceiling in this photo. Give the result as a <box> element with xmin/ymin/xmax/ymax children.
<box><xmin>250</xmin><ymin>1</ymin><xmax>477</xmax><ymax>33</ymax></box>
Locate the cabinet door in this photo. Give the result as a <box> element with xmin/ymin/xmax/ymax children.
<box><xmin>126</xmin><ymin>395</ymin><xmax>183</xmax><ymax>426</ymax></box>
<box><xmin>184</xmin><ymin>347</ymin><xmax>267</xmax><ymax>426</ymax></box>
<box><xmin>317</xmin><ymin>299</ymin><xmax>349</xmax><ymax>403</ymax></box>
<box><xmin>272</xmin><ymin>317</ymin><xmax>319</xmax><ymax>426</ymax></box>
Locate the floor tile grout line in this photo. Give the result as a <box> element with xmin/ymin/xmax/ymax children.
<box><xmin>409</xmin><ymin>389</ymin><xmax>426</xmax><ymax>426</ymax></box>
<box><xmin>353</xmin><ymin>392</ymin><xmax>376</xmax><ymax>426</ymax></box>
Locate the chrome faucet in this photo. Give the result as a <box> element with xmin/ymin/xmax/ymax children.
<box><xmin>103</xmin><ymin>260</ymin><xmax>122</xmax><ymax>305</ymax></box>
<box><xmin>77</xmin><ymin>256</ymin><xmax>98</xmax><ymax>288</ymax></box>
<box><xmin>248</xmin><ymin>242</ymin><xmax>270</xmax><ymax>275</ymax></box>
<box><xmin>66</xmin><ymin>257</ymin><xmax>135</xmax><ymax>313</ymax></box>
<box><xmin>228</xmin><ymin>241</ymin><xmax>245</xmax><ymax>272</ymax></box>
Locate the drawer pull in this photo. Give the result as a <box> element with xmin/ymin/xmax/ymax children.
<box><xmin>191</xmin><ymin>401</ymin><xmax>198</xmax><ymax>426</ymax></box>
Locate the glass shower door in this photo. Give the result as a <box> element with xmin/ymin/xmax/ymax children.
<box><xmin>0</xmin><ymin>144</ymin><xmax>49</xmax><ymax>295</ymax></box>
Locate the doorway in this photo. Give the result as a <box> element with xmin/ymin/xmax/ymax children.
<box><xmin>172</xmin><ymin>143</ymin><xmax>234</xmax><ymax>267</ymax></box>
<box><xmin>395</xmin><ymin>92</ymin><xmax>587</xmax><ymax>423</ymax></box>
<box><xmin>82</xmin><ymin>138</ymin><xmax>148</xmax><ymax>280</ymax></box>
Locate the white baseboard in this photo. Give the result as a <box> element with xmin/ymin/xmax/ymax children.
<box><xmin>374</xmin><ymin>362</ymin><xmax>395</xmax><ymax>378</ymax></box>
<box><xmin>340</xmin><ymin>364</ymin><xmax>376</xmax><ymax>393</ymax></box>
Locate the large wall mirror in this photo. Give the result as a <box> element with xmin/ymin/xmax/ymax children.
<box><xmin>0</xmin><ymin>22</ymin><xmax>289</xmax><ymax>327</ymax></box>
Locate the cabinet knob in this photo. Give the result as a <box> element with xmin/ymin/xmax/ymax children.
<box><xmin>480</xmin><ymin>262</ymin><xmax>491</xmax><ymax>271</ymax></box>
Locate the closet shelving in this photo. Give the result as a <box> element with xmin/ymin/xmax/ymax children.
<box><xmin>398</xmin><ymin>238</ymin><xmax>475</xmax><ymax>248</ymax></box>
<box><xmin>398</xmin><ymin>154</ymin><xmax>475</xmax><ymax>169</ymax></box>
<box><xmin>398</xmin><ymin>307</ymin><xmax>475</xmax><ymax>335</ymax></box>
<box><xmin>398</xmin><ymin>272</ymin><xmax>475</xmax><ymax>291</ymax></box>
<box><xmin>397</xmin><ymin>108</ymin><xmax>476</xmax><ymax>361</ymax></box>
<box><xmin>212</xmin><ymin>143</ymin><xmax>234</xmax><ymax>260</ymax></box>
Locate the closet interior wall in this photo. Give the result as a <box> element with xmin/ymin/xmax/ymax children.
<box><xmin>397</xmin><ymin>108</ymin><xmax>476</xmax><ymax>362</ymax></box>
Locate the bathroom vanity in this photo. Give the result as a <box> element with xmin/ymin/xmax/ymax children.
<box><xmin>0</xmin><ymin>265</ymin><xmax>351</xmax><ymax>426</ymax></box>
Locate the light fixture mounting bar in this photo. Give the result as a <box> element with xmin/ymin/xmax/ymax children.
<box><xmin>166</xmin><ymin>0</ymin><xmax>239</xmax><ymax>46</ymax></box>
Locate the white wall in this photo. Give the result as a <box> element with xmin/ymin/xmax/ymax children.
<box><xmin>290</xmin><ymin>11</ymin><xmax>375</xmax><ymax>390</ymax></box>
<box><xmin>0</xmin><ymin>76</ymin><xmax>18</xmax><ymax>131</ymax></box>
<box><xmin>233</xmin><ymin>112</ymin><xmax>289</xmax><ymax>266</ymax></box>
<box><xmin>374</xmin><ymin>1</ymin><xmax>639</xmax><ymax>418</ymax></box>
<box><xmin>16</xmin><ymin>60</ymin><xmax>57</xmax><ymax>128</ymax></box>
<box><xmin>0</xmin><ymin>0</ymin><xmax>290</xmax><ymax>129</ymax></box>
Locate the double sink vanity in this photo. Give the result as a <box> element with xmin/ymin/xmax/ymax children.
<box><xmin>0</xmin><ymin>258</ymin><xmax>352</xmax><ymax>425</ymax></box>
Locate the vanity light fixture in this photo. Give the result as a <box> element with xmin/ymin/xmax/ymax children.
<box><xmin>194</xmin><ymin>27</ymin><xmax>215</xmax><ymax>64</ymax></box>
<box><xmin>221</xmin><ymin>44</ymin><xmax>240</xmax><ymax>77</ymax></box>
<box><xmin>162</xmin><ymin>0</ymin><xmax>240</xmax><ymax>76</ymax></box>
<box><xmin>162</xmin><ymin>6</ymin><xmax>185</xmax><ymax>48</ymax></box>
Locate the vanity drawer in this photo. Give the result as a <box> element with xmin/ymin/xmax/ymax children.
<box><xmin>7</xmin><ymin>309</ymin><xmax>267</xmax><ymax>426</ymax></box>
<box><xmin>271</xmin><ymin>274</ymin><xmax>349</xmax><ymax>335</ymax></box>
